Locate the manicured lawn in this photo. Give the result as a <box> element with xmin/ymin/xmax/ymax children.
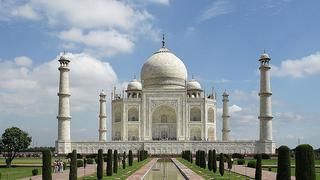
<box><xmin>0</xmin><ymin>157</ymin><xmax>69</xmax><ymax>165</ymax></box>
<box><xmin>262</xmin><ymin>167</ymin><xmax>320</xmax><ymax>179</ymax></box>
<box><xmin>0</xmin><ymin>167</ymin><xmax>42</xmax><ymax>180</ymax></box>
<box><xmin>177</xmin><ymin>158</ymin><xmax>248</xmax><ymax>180</ymax></box>
<box><xmin>252</xmin><ymin>158</ymin><xmax>320</xmax><ymax>166</ymax></box>
<box><xmin>82</xmin><ymin>159</ymin><xmax>150</xmax><ymax>180</ymax></box>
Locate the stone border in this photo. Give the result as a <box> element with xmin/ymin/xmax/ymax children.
<box><xmin>171</xmin><ymin>158</ymin><xmax>204</xmax><ymax>180</ymax></box>
<box><xmin>126</xmin><ymin>158</ymin><xmax>158</xmax><ymax>180</ymax></box>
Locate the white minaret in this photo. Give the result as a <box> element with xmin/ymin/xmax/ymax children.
<box><xmin>259</xmin><ymin>52</ymin><xmax>273</xmax><ymax>142</ymax></box>
<box><xmin>57</xmin><ymin>54</ymin><xmax>71</xmax><ymax>143</ymax></box>
<box><xmin>222</xmin><ymin>90</ymin><xmax>230</xmax><ymax>141</ymax></box>
<box><xmin>99</xmin><ymin>90</ymin><xmax>107</xmax><ymax>141</ymax></box>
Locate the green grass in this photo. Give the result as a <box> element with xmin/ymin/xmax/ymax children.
<box><xmin>256</xmin><ymin>159</ymin><xmax>320</xmax><ymax>166</ymax></box>
<box><xmin>0</xmin><ymin>157</ymin><xmax>69</xmax><ymax>165</ymax></box>
<box><xmin>0</xmin><ymin>167</ymin><xmax>42</xmax><ymax>180</ymax></box>
<box><xmin>177</xmin><ymin>158</ymin><xmax>249</xmax><ymax>180</ymax></box>
<box><xmin>262</xmin><ymin>167</ymin><xmax>320</xmax><ymax>179</ymax></box>
<box><xmin>82</xmin><ymin>159</ymin><xmax>150</xmax><ymax>180</ymax></box>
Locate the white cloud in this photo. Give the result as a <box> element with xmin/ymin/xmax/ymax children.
<box><xmin>199</xmin><ymin>0</ymin><xmax>233</xmax><ymax>22</ymax></box>
<box><xmin>275</xmin><ymin>112</ymin><xmax>304</xmax><ymax>122</ymax></box>
<box><xmin>145</xmin><ymin>0</ymin><xmax>169</xmax><ymax>5</ymax></box>
<box><xmin>14</xmin><ymin>56</ymin><xmax>33</xmax><ymax>67</ymax></box>
<box><xmin>0</xmin><ymin>53</ymin><xmax>117</xmax><ymax>115</ymax></box>
<box><xmin>10</xmin><ymin>4</ymin><xmax>40</xmax><ymax>20</ymax></box>
<box><xmin>1</xmin><ymin>0</ymin><xmax>161</xmax><ymax>57</ymax></box>
<box><xmin>59</xmin><ymin>29</ymin><xmax>134</xmax><ymax>56</ymax></box>
<box><xmin>272</xmin><ymin>52</ymin><xmax>320</xmax><ymax>78</ymax></box>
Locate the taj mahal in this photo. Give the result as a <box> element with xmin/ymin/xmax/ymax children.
<box><xmin>55</xmin><ymin>37</ymin><xmax>275</xmax><ymax>155</ymax></box>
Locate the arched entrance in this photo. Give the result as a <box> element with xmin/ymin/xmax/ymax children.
<box><xmin>152</xmin><ymin>105</ymin><xmax>177</xmax><ymax>141</ymax></box>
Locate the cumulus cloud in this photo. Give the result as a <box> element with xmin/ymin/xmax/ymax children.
<box><xmin>0</xmin><ymin>53</ymin><xmax>117</xmax><ymax>115</ymax></box>
<box><xmin>199</xmin><ymin>0</ymin><xmax>233</xmax><ymax>22</ymax></box>
<box><xmin>14</xmin><ymin>56</ymin><xmax>33</xmax><ymax>67</ymax></box>
<box><xmin>0</xmin><ymin>0</ymin><xmax>161</xmax><ymax>57</ymax></box>
<box><xmin>272</xmin><ymin>52</ymin><xmax>320</xmax><ymax>78</ymax></box>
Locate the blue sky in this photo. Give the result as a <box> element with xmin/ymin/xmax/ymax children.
<box><xmin>0</xmin><ymin>0</ymin><xmax>319</xmax><ymax>149</ymax></box>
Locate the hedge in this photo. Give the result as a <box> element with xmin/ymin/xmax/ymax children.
<box><xmin>295</xmin><ymin>144</ymin><xmax>316</xmax><ymax>180</ymax></box>
<box><xmin>276</xmin><ymin>145</ymin><xmax>291</xmax><ymax>180</ymax></box>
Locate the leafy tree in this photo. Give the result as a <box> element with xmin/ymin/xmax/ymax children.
<box><xmin>0</xmin><ymin>127</ymin><xmax>32</xmax><ymax>167</ymax></box>
<box><xmin>212</xmin><ymin>150</ymin><xmax>217</xmax><ymax>173</ymax></box>
<box><xmin>255</xmin><ymin>154</ymin><xmax>262</xmax><ymax>180</ymax></box>
<box><xmin>97</xmin><ymin>149</ymin><xmax>103</xmax><ymax>180</ymax></box>
<box><xmin>113</xmin><ymin>150</ymin><xmax>118</xmax><ymax>173</ymax></box>
<box><xmin>219</xmin><ymin>153</ymin><xmax>224</xmax><ymax>176</ymax></box>
<box><xmin>208</xmin><ymin>150</ymin><xmax>213</xmax><ymax>171</ymax></box>
<box><xmin>69</xmin><ymin>150</ymin><xmax>77</xmax><ymax>180</ymax></box>
<box><xmin>129</xmin><ymin>150</ymin><xmax>133</xmax><ymax>166</ymax></box>
<box><xmin>42</xmin><ymin>149</ymin><xmax>52</xmax><ymax>180</ymax></box>
<box><xmin>295</xmin><ymin>144</ymin><xmax>316</xmax><ymax>180</ymax></box>
<box><xmin>277</xmin><ymin>146</ymin><xmax>291</xmax><ymax>180</ymax></box>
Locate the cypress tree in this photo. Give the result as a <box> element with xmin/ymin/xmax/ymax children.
<box><xmin>255</xmin><ymin>154</ymin><xmax>262</xmax><ymax>180</ymax></box>
<box><xmin>212</xmin><ymin>150</ymin><xmax>217</xmax><ymax>173</ymax></box>
<box><xmin>122</xmin><ymin>152</ymin><xmax>126</xmax><ymax>169</ymax></box>
<box><xmin>295</xmin><ymin>144</ymin><xmax>316</xmax><ymax>180</ymax></box>
<box><xmin>227</xmin><ymin>155</ymin><xmax>232</xmax><ymax>170</ymax></box>
<box><xmin>69</xmin><ymin>150</ymin><xmax>77</xmax><ymax>180</ymax></box>
<box><xmin>129</xmin><ymin>150</ymin><xmax>133</xmax><ymax>166</ymax></box>
<box><xmin>42</xmin><ymin>149</ymin><xmax>52</xmax><ymax>180</ymax></box>
<box><xmin>219</xmin><ymin>153</ymin><xmax>224</xmax><ymax>176</ymax></box>
<box><xmin>113</xmin><ymin>150</ymin><xmax>118</xmax><ymax>173</ymax></box>
<box><xmin>97</xmin><ymin>149</ymin><xmax>103</xmax><ymax>180</ymax></box>
<box><xmin>208</xmin><ymin>150</ymin><xmax>213</xmax><ymax>171</ymax></box>
<box><xmin>190</xmin><ymin>152</ymin><xmax>193</xmax><ymax>163</ymax></box>
<box><xmin>106</xmin><ymin>149</ymin><xmax>113</xmax><ymax>176</ymax></box>
<box><xmin>202</xmin><ymin>151</ymin><xmax>206</xmax><ymax>169</ymax></box>
<box><xmin>276</xmin><ymin>146</ymin><xmax>291</xmax><ymax>180</ymax></box>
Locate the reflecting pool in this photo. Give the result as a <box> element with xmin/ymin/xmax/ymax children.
<box><xmin>143</xmin><ymin>159</ymin><xmax>185</xmax><ymax>180</ymax></box>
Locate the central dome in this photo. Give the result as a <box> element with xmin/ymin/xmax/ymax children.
<box><xmin>141</xmin><ymin>47</ymin><xmax>188</xmax><ymax>89</ymax></box>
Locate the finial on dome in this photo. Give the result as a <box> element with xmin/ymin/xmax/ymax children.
<box><xmin>162</xmin><ymin>33</ymin><xmax>165</xmax><ymax>48</ymax></box>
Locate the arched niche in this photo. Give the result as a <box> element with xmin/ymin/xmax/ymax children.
<box><xmin>115</xmin><ymin>111</ymin><xmax>121</xmax><ymax>122</ymax></box>
<box><xmin>128</xmin><ymin>125</ymin><xmax>139</xmax><ymax>141</ymax></box>
<box><xmin>152</xmin><ymin>105</ymin><xmax>177</xmax><ymax>141</ymax></box>
<box><xmin>190</xmin><ymin>126</ymin><xmax>201</xmax><ymax>141</ymax></box>
<box><xmin>128</xmin><ymin>107</ymin><xmax>139</xmax><ymax>121</ymax></box>
<box><xmin>190</xmin><ymin>107</ymin><xmax>201</xmax><ymax>121</ymax></box>
<box><xmin>208</xmin><ymin>127</ymin><xmax>215</xmax><ymax>141</ymax></box>
<box><xmin>208</xmin><ymin>108</ymin><xmax>215</xmax><ymax>123</ymax></box>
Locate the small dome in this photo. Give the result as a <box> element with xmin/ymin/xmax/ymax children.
<box><xmin>127</xmin><ymin>79</ymin><xmax>142</xmax><ymax>91</ymax></box>
<box><xmin>141</xmin><ymin>47</ymin><xmax>187</xmax><ymax>89</ymax></box>
<box><xmin>260</xmin><ymin>53</ymin><xmax>270</xmax><ymax>60</ymax></box>
<box><xmin>187</xmin><ymin>79</ymin><xmax>201</xmax><ymax>90</ymax></box>
<box><xmin>223</xmin><ymin>90</ymin><xmax>229</xmax><ymax>96</ymax></box>
<box><xmin>100</xmin><ymin>90</ymin><xmax>106</xmax><ymax>96</ymax></box>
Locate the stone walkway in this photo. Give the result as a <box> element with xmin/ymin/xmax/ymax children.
<box><xmin>19</xmin><ymin>164</ymin><xmax>96</xmax><ymax>180</ymax></box>
<box><xmin>126</xmin><ymin>158</ymin><xmax>158</xmax><ymax>180</ymax></box>
<box><xmin>172</xmin><ymin>158</ymin><xmax>204</xmax><ymax>180</ymax></box>
<box><xmin>229</xmin><ymin>164</ymin><xmax>296</xmax><ymax>180</ymax></box>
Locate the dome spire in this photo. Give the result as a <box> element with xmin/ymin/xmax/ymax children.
<box><xmin>162</xmin><ymin>33</ymin><xmax>165</xmax><ymax>48</ymax></box>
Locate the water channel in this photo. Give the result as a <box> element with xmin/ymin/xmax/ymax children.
<box><xmin>143</xmin><ymin>159</ymin><xmax>185</xmax><ymax>180</ymax></box>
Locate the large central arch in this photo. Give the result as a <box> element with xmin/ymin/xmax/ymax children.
<box><xmin>152</xmin><ymin>105</ymin><xmax>177</xmax><ymax>141</ymax></box>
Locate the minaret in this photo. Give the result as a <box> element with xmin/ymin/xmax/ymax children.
<box><xmin>57</xmin><ymin>54</ymin><xmax>71</xmax><ymax>143</ymax></box>
<box><xmin>259</xmin><ymin>52</ymin><xmax>273</xmax><ymax>142</ymax></box>
<box><xmin>222</xmin><ymin>90</ymin><xmax>230</xmax><ymax>141</ymax></box>
<box><xmin>99</xmin><ymin>90</ymin><xmax>107</xmax><ymax>141</ymax></box>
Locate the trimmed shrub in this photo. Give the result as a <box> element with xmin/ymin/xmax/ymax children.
<box><xmin>137</xmin><ymin>150</ymin><xmax>140</xmax><ymax>162</ymax></box>
<box><xmin>232</xmin><ymin>153</ymin><xmax>244</xmax><ymax>159</ymax></box>
<box><xmin>227</xmin><ymin>156</ymin><xmax>232</xmax><ymax>170</ymax></box>
<box><xmin>122</xmin><ymin>152</ymin><xmax>126</xmax><ymax>169</ymax></box>
<box><xmin>295</xmin><ymin>144</ymin><xmax>316</xmax><ymax>180</ymax></box>
<box><xmin>247</xmin><ymin>160</ymin><xmax>256</xmax><ymax>168</ymax></box>
<box><xmin>32</xmin><ymin>168</ymin><xmax>39</xmax><ymax>176</ymax></box>
<box><xmin>219</xmin><ymin>153</ymin><xmax>224</xmax><ymax>176</ymax></box>
<box><xmin>129</xmin><ymin>150</ymin><xmax>133</xmax><ymax>166</ymax></box>
<box><xmin>87</xmin><ymin>158</ymin><xmax>94</xmax><ymax>164</ymax></box>
<box><xmin>42</xmin><ymin>149</ymin><xmax>52</xmax><ymax>180</ymax></box>
<box><xmin>190</xmin><ymin>152</ymin><xmax>193</xmax><ymax>163</ymax></box>
<box><xmin>212</xmin><ymin>150</ymin><xmax>217</xmax><ymax>173</ymax></box>
<box><xmin>262</xmin><ymin>153</ymin><xmax>271</xmax><ymax>159</ymax></box>
<box><xmin>97</xmin><ymin>149</ymin><xmax>103</xmax><ymax>180</ymax></box>
<box><xmin>106</xmin><ymin>149</ymin><xmax>113</xmax><ymax>176</ymax></box>
<box><xmin>276</xmin><ymin>145</ymin><xmax>291</xmax><ymax>180</ymax></box>
<box><xmin>237</xmin><ymin>159</ymin><xmax>245</xmax><ymax>165</ymax></box>
<box><xmin>255</xmin><ymin>154</ymin><xmax>262</xmax><ymax>180</ymax></box>
<box><xmin>208</xmin><ymin>150</ymin><xmax>213</xmax><ymax>171</ymax></box>
<box><xmin>113</xmin><ymin>150</ymin><xmax>118</xmax><ymax>173</ymax></box>
<box><xmin>77</xmin><ymin>159</ymin><xmax>84</xmax><ymax>167</ymax></box>
<box><xmin>69</xmin><ymin>150</ymin><xmax>77</xmax><ymax>180</ymax></box>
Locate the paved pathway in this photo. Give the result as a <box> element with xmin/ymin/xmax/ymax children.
<box><xmin>126</xmin><ymin>158</ymin><xmax>158</xmax><ymax>180</ymax></box>
<box><xmin>19</xmin><ymin>164</ymin><xmax>96</xmax><ymax>180</ymax></box>
<box><xmin>229</xmin><ymin>164</ymin><xmax>295</xmax><ymax>180</ymax></box>
<box><xmin>172</xmin><ymin>158</ymin><xmax>204</xmax><ymax>180</ymax></box>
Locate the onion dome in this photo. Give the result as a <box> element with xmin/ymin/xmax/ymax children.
<box><xmin>127</xmin><ymin>79</ymin><xmax>142</xmax><ymax>91</ymax></box>
<box><xmin>187</xmin><ymin>79</ymin><xmax>201</xmax><ymax>90</ymax></box>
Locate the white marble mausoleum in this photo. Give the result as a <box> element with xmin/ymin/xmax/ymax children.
<box><xmin>55</xmin><ymin>38</ymin><xmax>276</xmax><ymax>155</ymax></box>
